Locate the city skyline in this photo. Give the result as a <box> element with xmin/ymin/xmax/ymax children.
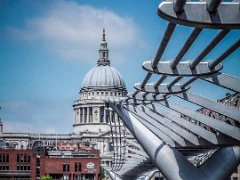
<box><xmin>0</xmin><ymin>0</ymin><xmax>239</xmax><ymax>133</ymax></box>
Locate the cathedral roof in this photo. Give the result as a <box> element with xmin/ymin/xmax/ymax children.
<box><xmin>81</xmin><ymin>29</ymin><xmax>127</xmax><ymax>91</ymax></box>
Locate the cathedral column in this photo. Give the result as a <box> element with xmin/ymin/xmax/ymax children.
<box><xmin>87</xmin><ymin>107</ymin><xmax>89</xmax><ymax>123</ymax></box>
<box><xmin>99</xmin><ymin>107</ymin><xmax>101</xmax><ymax>123</ymax></box>
<box><xmin>78</xmin><ymin>108</ymin><xmax>81</xmax><ymax>124</ymax></box>
<box><xmin>104</xmin><ymin>108</ymin><xmax>106</xmax><ymax>123</ymax></box>
<box><xmin>111</xmin><ymin>111</ymin><xmax>115</xmax><ymax>123</ymax></box>
<box><xmin>73</xmin><ymin>110</ymin><xmax>76</xmax><ymax>124</ymax></box>
<box><xmin>114</xmin><ymin>112</ymin><xmax>118</xmax><ymax>123</ymax></box>
<box><xmin>79</xmin><ymin>108</ymin><xmax>81</xmax><ymax>124</ymax></box>
<box><xmin>82</xmin><ymin>107</ymin><xmax>84</xmax><ymax>124</ymax></box>
<box><xmin>88</xmin><ymin>107</ymin><xmax>91</xmax><ymax>123</ymax></box>
<box><xmin>109</xmin><ymin>110</ymin><xmax>112</xmax><ymax>124</ymax></box>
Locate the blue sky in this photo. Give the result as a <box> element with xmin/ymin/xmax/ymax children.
<box><xmin>0</xmin><ymin>0</ymin><xmax>239</xmax><ymax>133</ymax></box>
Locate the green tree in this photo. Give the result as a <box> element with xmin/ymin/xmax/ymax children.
<box><xmin>99</xmin><ymin>166</ymin><xmax>105</xmax><ymax>180</ymax></box>
<box><xmin>40</xmin><ymin>175</ymin><xmax>53</xmax><ymax>180</ymax></box>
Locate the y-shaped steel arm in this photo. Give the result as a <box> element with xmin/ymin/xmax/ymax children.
<box><xmin>109</xmin><ymin>102</ymin><xmax>240</xmax><ymax>180</ymax></box>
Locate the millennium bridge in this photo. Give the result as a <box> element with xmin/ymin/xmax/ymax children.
<box><xmin>104</xmin><ymin>0</ymin><xmax>240</xmax><ymax>179</ymax></box>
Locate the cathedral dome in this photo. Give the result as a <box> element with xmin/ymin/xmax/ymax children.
<box><xmin>81</xmin><ymin>65</ymin><xmax>126</xmax><ymax>90</ymax></box>
<box><xmin>73</xmin><ymin>29</ymin><xmax>127</xmax><ymax>135</ymax></box>
<box><xmin>80</xmin><ymin>29</ymin><xmax>126</xmax><ymax>91</ymax></box>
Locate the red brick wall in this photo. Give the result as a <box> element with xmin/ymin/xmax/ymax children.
<box><xmin>0</xmin><ymin>149</ymin><xmax>33</xmax><ymax>170</ymax></box>
<box><xmin>42</xmin><ymin>157</ymin><xmax>100</xmax><ymax>175</ymax></box>
<box><xmin>0</xmin><ymin>149</ymin><xmax>35</xmax><ymax>179</ymax></box>
<box><xmin>0</xmin><ymin>149</ymin><xmax>100</xmax><ymax>180</ymax></box>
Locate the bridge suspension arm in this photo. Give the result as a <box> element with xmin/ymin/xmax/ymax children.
<box><xmin>107</xmin><ymin>101</ymin><xmax>240</xmax><ymax>180</ymax></box>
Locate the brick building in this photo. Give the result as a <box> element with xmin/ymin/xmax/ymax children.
<box><xmin>0</xmin><ymin>147</ymin><xmax>100</xmax><ymax>180</ymax></box>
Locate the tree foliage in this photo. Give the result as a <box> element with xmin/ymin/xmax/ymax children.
<box><xmin>100</xmin><ymin>166</ymin><xmax>106</xmax><ymax>179</ymax></box>
<box><xmin>40</xmin><ymin>175</ymin><xmax>53</xmax><ymax>180</ymax></box>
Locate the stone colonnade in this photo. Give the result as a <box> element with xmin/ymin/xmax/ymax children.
<box><xmin>74</xmin><ymin>106</ymin><xmax>118</xmax><ymax>125</ymax></box>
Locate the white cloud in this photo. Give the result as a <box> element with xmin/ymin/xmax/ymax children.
<box><xmin>7</xmin><ymin>1</ymin><xmax>140</xmax><ymax>63</ymax></box>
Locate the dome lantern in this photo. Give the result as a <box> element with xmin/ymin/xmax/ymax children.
<box><xmin>97</xmin><ymin>29</ymin><xmax>110</xmax><ymax>66</ymax></box>
<box><xmin>80</xmin><ymin>29</ymin><xmax>127</xmax><ymax>92</ymax></box>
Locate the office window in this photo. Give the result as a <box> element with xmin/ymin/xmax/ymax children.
<box><xmin>63</xmin><ymin>175</ymin><xmax>70</xmax><ymax>180</ymax></box>
<box><xmin>36</xmin><ymin>158</ymin><xmax>40</xmax><ymax>167</ymax></box>
<box><xmin>17</xmin><ymin>154</ymin><xmax>24</xmax><ymax>162</ymax></box>
<box><xmin>0</xmin><ymin>154</ymin><xmax>9</xmax><ymax>163</ymax></box>
<box><xmin>2</xmin><ymin>154</ymin><xmax>5</xmax><ymax>162</ymax></box>
<box><xmin>36</xmin><ymin>168</ymin><xmax>40</xmax><ymax>177</ymax></box>
<box><xmin>28</xmin><ymin>155</ymin><xmax>30</xmax><ymax>162</ymax></box>
<box><xmin>74</xmin><ymin>174</ymin><xmax>81</xmax><ymax>180</ymax></box>
<box><xmin>74</xmin><ymin>162</ymin><xmax>81</xmax><ymax>172</ymax></box>
<box><xmin>0</xmin><ymin>165</ymin><xmax>9</xmax><ymax>170</ymax></box>
<box><xmin>17</xmin><ymin>154</ymin><xmax>29</xmax><ymax>163</ymax></box>
<box><xmin>24</xmin><ymin>154</ymin><xmax>27</xmax><ymax>162</ymax></box>
<box><xmin>6</xmin><ymin>154</ymin><xmax>9</xmax><ymax>162</ymax></box>
<box><xmin>17</xmin><ymin>165</ymin><xmax>30</xmax><ymax>171</ymax></box>
<box><xmin>63</xmin><ymin>163</ymin><xmax>70</xmax><ymax>172</ymax></box>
